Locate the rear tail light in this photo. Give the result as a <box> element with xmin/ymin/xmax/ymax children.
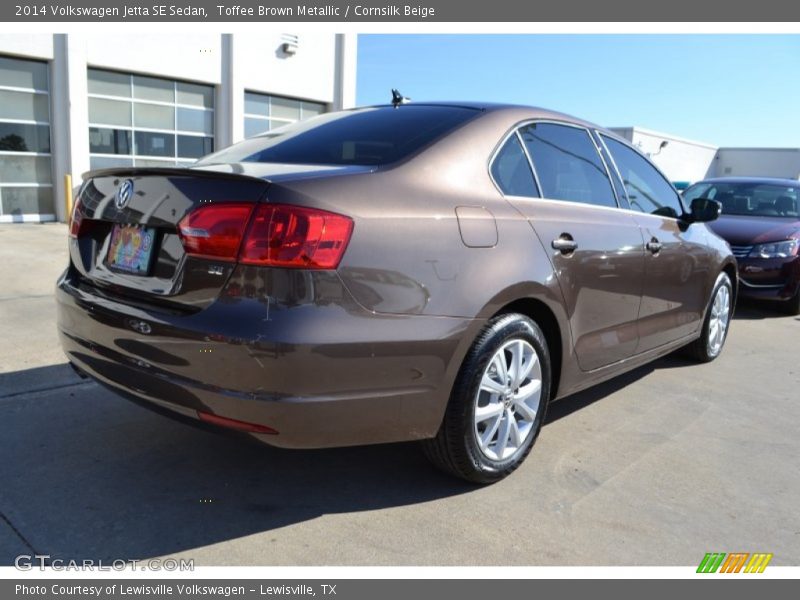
<box><xmin>239</xmin><ymin>204</ymin><xmax>354</xmax><ymax>269</ymax></box>
<box><xmin>178</xmin><ymin>202</ymin><xmax>353</xmax><ymax>269</ymax></box>
<box><xmin>178</xmin><ymin>203</ymin><xmax>254</xmax><ymax>261</ymax></box>
<box><xmin>68</xmin><ymin>196</ymin><xmax>83</xmax><ymax>238</ymax></box>
<box><xmin>197</xmin><ymin>410</ymin><xmax>278</xmax><ymax>434</ymax></box>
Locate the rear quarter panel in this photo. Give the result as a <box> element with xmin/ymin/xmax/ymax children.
<box><xmin>265</xmin><ymin>110</ymin><xmax>566</xmax><ymax>321</ymax></box>
<box><xmin>265</xmin><ymin>109</ymin><xmax>575</xmax><ymax>398</ymax></box>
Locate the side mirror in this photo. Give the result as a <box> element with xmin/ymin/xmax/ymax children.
<box><xmin>688</xmin><ymin>197</ymin><xmax>722</xmax><ymax>223</ymax></box>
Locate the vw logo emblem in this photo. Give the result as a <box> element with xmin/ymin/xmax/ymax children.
<box><xmin>115</xmin><ymin>179</ymin><xmax>134</xmax><ymax>209</ymax></box>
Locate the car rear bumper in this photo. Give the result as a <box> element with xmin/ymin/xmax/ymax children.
<box><xmin>56</xmin><ymin>266</ymin><xmax>480</xmax><ymax>448</ymax></box>
<box><xmin>737</xmin><ymin>256</ymin><xmax>800</xmax><ymax>302</ymax></box>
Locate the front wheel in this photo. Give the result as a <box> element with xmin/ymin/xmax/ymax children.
<box><xmin>684</xmin><ymin>272</ymin><xmax>733</xmax><ymax>362</ymax></box>
<box><xmin>422</xmin><ymin>313</ymin><xmax>551</xmax><ymax>484</ymax></box>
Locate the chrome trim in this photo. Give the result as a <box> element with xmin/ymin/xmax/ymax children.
<box><xmin>729</xmin><ymin>244</ymin><xmax>754</xmax><ymax>258</ymax></box>
<box><xmin>487</xmin><ymin>120</ymin><xmax>541</xmax><ymax>200</ymax></box>
<box><xmin>516</xmin><ymin>193</ymin><xmax>656</xmax><ymax>217</ymax></box>
<box><xmin>739</xmin><ymin>279</ymin><xmax>785</xmax><ymax>289</ymax></box>
<box><xmin>487</xmin><ymin>117</ymin><xmax>620</xmax><ymax>208</ymax></box>
<box><xmin>590</xmin><ymin>130</ymin><xmax>625</xmax><ymax>208</ymax></box>
<box><xmin>517</xmin><ymin>119</ymin><xmax>621</xmax><ymax>208</ymax></box>
<box><xmin>486</xmin><ymin>118</ymin><xmax>693</xmax><ymax>226</ymax></box>
<box><xmin>596</xmin><ymin>132</ymin><xmax>630</xmax><ymax>208</ymax></box>
<box><xmin>515</xmin><ymin>129</ymin><xmax>543</xmax><ymax>197</ymax></box>
<box><xmin>596</xmin><ymin>131</ymin><xmax>687</xmax><ymax>220</ymax></box>
<box><xmin>495</xmin><ymin>192</ymin><xmax>697</xmax><ymax>225</ymax></box>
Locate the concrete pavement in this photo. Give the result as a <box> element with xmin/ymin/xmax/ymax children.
<box><xmin>0</xmin><ymin>223</ymin><xmax>798</xmax><ymax>566</ymax></box>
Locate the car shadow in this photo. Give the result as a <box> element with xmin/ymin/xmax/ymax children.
<box><xmin>732</xmin><ymin>298</ymin><xmax>790</xmax><ymax>320</ymax></box>
<box><xmin>0</xmin><ymin>352</ymin><xmax>716</xmax><ymax>564</ymax></box>
<box><xmin>545</xmin><ymin>353</ymin><xmax>696</xmax><ymax>424</ymax></box>
<box><xmin>1</xmin><ymin>364</ymin><xmax>479</xmax><ymax>564</ymax></box>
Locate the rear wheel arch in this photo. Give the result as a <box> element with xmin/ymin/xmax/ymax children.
<box><xmin>489</xmin><ymin>298</ymin><xmax>563</xmax><ymax>404</ymax></box>
<box><xmin>436</xmin><ymin>292</ymin><xmax>566</xmax><ymax>432</ymax></box>
<box><xmin>423</xmin><ymin>310</ymin><xmax>553</xmax><ymax>482</ymax></box>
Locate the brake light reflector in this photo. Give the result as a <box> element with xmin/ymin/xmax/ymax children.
<box><xmin>197</xmin><ymin>410</ymin><xmax>278</xmax><ymax>434</ymax></box>
<box><xmin>239</xmin><ymin>204</ymin><xmax>354</xmax><ymax>269</ymax></box>
<box><xmin>178</xmin><ymin>203</ymin><xmax>254</xmax><ymax>261</ymax></box>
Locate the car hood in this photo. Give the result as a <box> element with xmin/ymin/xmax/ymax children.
<box><xmin>708</xmin><ymin>215</ymin><xmax>800</xmax><ymax>246</ymax></box>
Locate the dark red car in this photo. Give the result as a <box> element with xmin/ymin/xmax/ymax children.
<box><xmin>684</xmin><ymin>177</ymin><xmax>800</xmax><ymax>314</ymax></box>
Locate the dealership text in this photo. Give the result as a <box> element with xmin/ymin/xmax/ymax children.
<box><xmin>14</xmin><ymin>554</ymin><xmax>193</xmax><ymax>571</ymax></box>
<box><xmin>17</xmin><ymin>584</ymin><xmax>331</xmax><ymax>597</ymax></box>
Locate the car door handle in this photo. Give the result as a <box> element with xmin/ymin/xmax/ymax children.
<box><xmin>552</xmin><ymin>235</ymin><xmax>578</xmax><ymax>253</ymax></box>
<box><xmin>646</xmin><ymin>238</ymin><xmax>663</xmax><ymax>254</ymax></box>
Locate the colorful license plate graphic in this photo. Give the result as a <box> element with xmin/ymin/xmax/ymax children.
<box><xmin>107</xmin><ymin>224</ymin><xmax>156</xmax><ymax>275</ymax></box>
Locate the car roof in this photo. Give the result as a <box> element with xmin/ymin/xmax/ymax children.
<box><xmin>694</xmin><ymin>176</ymin><xmax>800</xmax><ymax>186</ymax></box>
<box><xmin>364</xmin><ymin>101</ymin><xmax>544</xmax><ymax>111</ymax></box>
<box><xmin>360</xmin><ymin>102</ymin><xmax>619</xmax><ymax>138</ymax></box>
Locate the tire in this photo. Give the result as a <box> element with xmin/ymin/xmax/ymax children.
<box><xmin>684</xmin><ymin>272</ymin><xmax>733</xmax><ymax>362</ymax></box>
<box><xmin>422</xmin><ymin>313</ymin><xmax>551</xmax><ymax>484</ymax></box>
<box><xmin>781</xmin><ymin>290</ymin><xmax>800</xmax><ymax>316</ymax></box>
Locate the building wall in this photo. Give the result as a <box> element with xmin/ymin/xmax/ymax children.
<box><xmin>0</xmin><ymin>34</ymin><xmax>54</xmax><ymax>60</ymax></box>
<box><xmin>84</xmin><ymin>34</ymin><xmax>223</xmax><ymax>86</ymax></box>
<box><xmin>0</xmin><ymin>33</ymin><xmax>357</xmax><ymax>223</ymax></box>
<box><xmin>236</xmin><ymin>34</ymin><xmax>336</xmax><ymax>103</ymax></box>
<box><xmin>609</xmin><ymin>127</ymin><xmax>718</xmax><ymax>183</ymax></box>
<box><xmin>611</xmin><ymin>126</ymin><xmax>800</xmax><ymax>184</ymax></box>
<box><xmin>714</xmin><ymin>148</ymin><xmax>800</xmax><ymax>180</ymax></box>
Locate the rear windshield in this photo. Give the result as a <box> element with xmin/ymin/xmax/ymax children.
<box><xmin>197</xmin><ymin>105</ymin><xmax>481</xmax><ymax>167</ymax></box>
<box><xmin>684</xmin><ymin>181</ymin><xmax>799</xmax><ymax>218</ymax></box>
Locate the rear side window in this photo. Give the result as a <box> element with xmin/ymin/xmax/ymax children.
<box><xmin>520</xmin><ymin>122</ymin><xmax>617</xmax><ymax>208</ymax></box>
<box><xmin>196</xmin><ymin>105</ymin><xmax>481</xmax><ymax>167</ymax></box>
<box><xmin>601</xmin><ymin>135</ymin><xmax>684</xmax><ymax>219</ymax></box>
<box><xmin>490</xmin><ymin>134</ymin><xmax>539</xmax><ymax>197</ymax></box>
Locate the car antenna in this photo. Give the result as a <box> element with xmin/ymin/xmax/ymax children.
<box><xmin>391</xmin><ymin>89</ymin><xmax>410</xmax><ymax>108</ymax></box>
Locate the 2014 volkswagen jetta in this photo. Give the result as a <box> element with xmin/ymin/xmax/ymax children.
<box><xmin>57</xmin><ymin>103</ymin><xmax>736</xmax><ymax>483</ymax></box>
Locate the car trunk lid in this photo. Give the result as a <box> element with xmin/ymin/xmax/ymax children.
<box><xmin>70</xmin><ymin>168</ymin><xmax>270</xmax><ymax>312</ymax></box>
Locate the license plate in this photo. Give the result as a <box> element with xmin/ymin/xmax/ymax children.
<box><xmin>106</xmin><ymin>224</ymin><xmax>156</xmax><ymax>275</ymax></box>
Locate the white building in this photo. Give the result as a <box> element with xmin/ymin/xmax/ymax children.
<box><xmin>0</xmin><ymin>33</ymin><xmax>357</xmax><ymax>223</ymax></box>
<box><xmin>714</xmin><ymin>147</ymin><xmax>800</xmax><ymax>181</ymax></box>
<box><xmin>610</xmin><ymin>126</ymin><xmax>800</xmax><ymax>185</ymax></box>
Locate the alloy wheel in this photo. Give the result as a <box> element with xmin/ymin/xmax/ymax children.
<box><xmin>473</xmin><ymin>339</ymin><xmax>543</xmax><ymax>461</ymax></box>
<box><xmin>707</xmin><ymin>283</ymin><xmax>731</xmax><ymax>357</ymax></box>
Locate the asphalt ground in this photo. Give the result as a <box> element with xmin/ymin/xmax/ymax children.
<box><xmin>0</xmin><ymin>223</ymin><xmax>798</xmax><ymax>566</ymax></box>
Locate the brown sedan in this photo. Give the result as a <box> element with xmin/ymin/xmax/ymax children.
<box><xmin>57</xmin><ymin>103</ymin><xmax>736</xmax><ymax>483</ymax></box>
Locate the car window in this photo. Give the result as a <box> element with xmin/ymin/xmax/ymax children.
<box><xmin>684</xmin><ymin>182</ymin><xmax>799</xmax><ymax>218</ymax></box>
<box><xmin>601</xmin><ymin>135</ymin><xmax>684</xmax><ymax>219</ymax></box>
<box><xmin>519</xmin><ymin>123</ymin><xmax>617</xmax><ymax>208</ymax></box>
<box><xmin>490</xmin><ymin>134</ymin><xmax>539</xmax><ymax>197</ymax></box>
<box><xmin>196</xmin><ymin>105</ymin><xmax>481</xmax><ymax>167</ymax></box>
<box><xmin>682</xmin><ymin>183</ymin><xmax>712</xmax><ymax>205</ymax></box>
